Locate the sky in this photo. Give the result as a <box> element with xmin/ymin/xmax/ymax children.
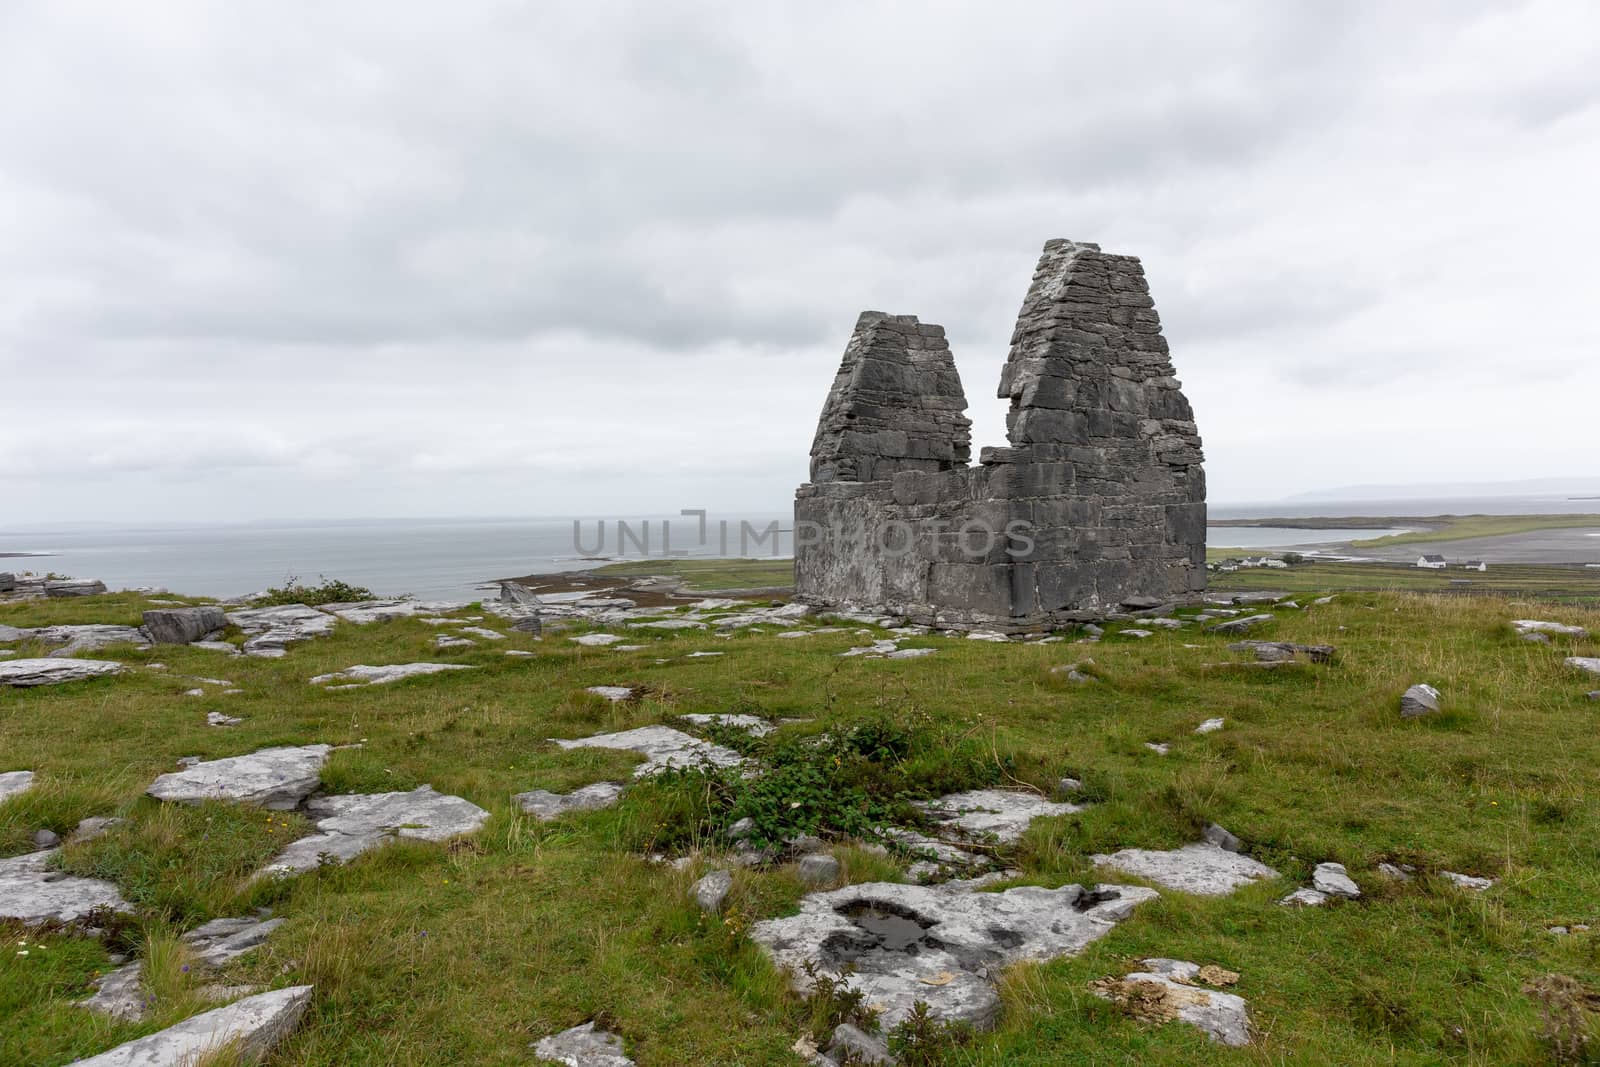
<box><xmin>2</xmin><ymin>1</ymin><xmax>1597</xmax><ymax>524</ymax></box>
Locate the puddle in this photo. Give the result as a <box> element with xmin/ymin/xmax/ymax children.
<box><xmin>822</xmin><ymin>899</ymin><xmax>940</xmax><ymax>962</ymax></box>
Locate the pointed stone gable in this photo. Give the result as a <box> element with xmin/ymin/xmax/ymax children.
<box><xmin>794</xmin><ymin>239</ymin><xmax>1206</xmax><ymax>630</ymax></box>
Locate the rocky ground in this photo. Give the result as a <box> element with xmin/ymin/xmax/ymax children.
<box><xmin>2</xmin><ymin>573</ymin><xmax>1598</xmax><ymax>1064</ymax></box>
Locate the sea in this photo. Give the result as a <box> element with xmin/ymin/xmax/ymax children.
<box><xmin>3</xmin><ymin>495</ymin><xmax>1596</xmax><ymax>600</ymax></box>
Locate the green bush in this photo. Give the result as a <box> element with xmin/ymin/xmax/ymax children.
<box><xmin>255</xmin><ymin>575</ymin><xmax>375</xmax><ymax>607</ymax></box>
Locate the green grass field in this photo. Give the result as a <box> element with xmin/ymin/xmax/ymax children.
<box><xmin>593</xmin><ymin>557</ymin><xmax>796</xmax><ymax>591</ymax></box>
<box><xmin>4</xmin><ymin>584</ymin><xmax>1599</xmax><ymax>1064</ymax></box>
<box><xmin>1212</xmin><ymin>561</ymin><xmax>1600</xmax><ymax>607</ymax></box>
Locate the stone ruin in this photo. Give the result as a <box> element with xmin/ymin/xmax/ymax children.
<box><xmin>794</xmin><ymin>239</ymin><xmax>1205</xmax><ymax>630</ymax></box>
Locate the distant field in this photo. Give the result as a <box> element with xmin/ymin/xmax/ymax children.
<box><xmin>1212</xmin><ymin>560</ymin><xmax>1600</xmax><ymax>606</ymax></box>
<box><xmin>593</xmin><ymin>557</ymin><xmax>795</xmax><ymax>591</ymax></box>
<box><xmin>1350</xmin><ymin>514</ymin><xmax>1600</xmax><ymax>548</ymax></box>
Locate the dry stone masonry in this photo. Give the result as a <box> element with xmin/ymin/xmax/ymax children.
<box><xmin>795</xmin><ymin>239</ymin><xmax>1205</xmax><ymax>630</ymax></box>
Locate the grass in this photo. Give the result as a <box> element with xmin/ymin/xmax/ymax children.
<box><xmin>3</xmin><ymin>583</ymin><xmax>1599</xmax><ymax>1064</ymax></box>
<box><xmin>1352</xmin><ymin>515</ymin><xmax>1600</xmax><ymax>548</ymax></box>
<box><xmin>1212</xmin><ymin>561</ymin><xmax>1600</xmax><ymax>607</ymax></box>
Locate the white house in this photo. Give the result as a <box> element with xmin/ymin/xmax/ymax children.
<box><xmin>1460</xmin><ymin>560</ymin><xmax>1487</xmax><ymax>572</ymax></box>
<box><xmin>1417</xmin><ymin>554</ymin><xmax>1448</xmax><ymax>570</ymax></box>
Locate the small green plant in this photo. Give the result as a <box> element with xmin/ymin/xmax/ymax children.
<box><xmin>887</xmin><ymin>1000</ymin><xmax>974</xmax><ymax>1064</ymax></box>
<box><xmin>801</xmin><ymin>961</ymin><xmax>876</xmax><ymax>1043</ymax></box>
<box><xmin>256</xmin><ymin>575</ymin><xmax>375</xmax><ymax>607</ymax></box>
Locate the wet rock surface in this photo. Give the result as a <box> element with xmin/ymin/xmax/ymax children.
<box><xmin>752</xmin><ymin>877</ymin><xmax>1158</xmax><ymax>1030</ymax></box>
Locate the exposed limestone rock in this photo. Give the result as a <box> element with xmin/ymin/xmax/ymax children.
<box><xmin>1194</xmin><ymin>717</ymin><xmax>1226</xmax><ymax>734</ymax></box>
<box><xmin>1203</xmin><ymin>823</ymin><xmax>1243</xmax><ymax>853</ymax></box>
<box><xmin>795</xmin><ymin>241</ymin><xmax>1206</xmax><ymax>631</ymax></box>
<box><xmin>16</xmin><ymin>624</ymin><xmax>149</xmax><ymax>657</ymax></box>
<box><xmin>1442</xmin><ymin>871</ymin><xmax>1495</xmax><ymax>892</ymax></box>
<box><xmin>227</xmin><ymin>604</ymin><xmax>338</xmax><ymax>657</ymax></box>
<box><xmin>0</xmin><ymin>657</ymin><xmax>123</xmax><ymax>687</ymax></box>
<box><xmin>320</xmin><ymin>599</ymin><xmax>468</xmax><ymax>623</ymax></box>
<box><xmin>825</xmin><ymin>1023</ymin><xmax>893</xmax><ymax>1064</ymax></box>
<box><xmin>1205</xmin><ymin>615</ymin><xmax>1274</xmax><ymax>635</ymax></box>
<box><xmin>1</xmin><ymin>769</ymin><xmax>35</xmax><ymax>803</ymax></box>
<box><xmin>531</xmin><ymin>1021</ymin><xmax>635</xmax><ymax>1066</ymax></box>
<box><xmin>551</xmin><ymin>726</ymin><xmax>744</xmax><ymax>777</ymax></box>
<box><xmin>78</xmin><ymin>961</ymin><xmax>145</xmax><ymax>1020</ymax></box>
<box><xmin>147</xmin><ymin>745</ymin><xmax>332</xmax><ymax>810</ymax></box>
<box><xmin>514</xmin><ymin>781</ymin><xmax>625</xmax><ymax>820</ymax></box>
<box><xmin>751</xmin><ymin>877</ymin><xmax>1158</xmax><ymax>1030</ymax></box>
<box><xmin>0</xmin><ymin>848</ymin><xmax>133</xmax><ymax>924</ymax></box>
<box><xmin>1566</xmin><ymin>657</ymin><xmax>1600</xmax><ymax>677</ymax></box>
<box><xmin>797</xmin><ymin>853</ymin><xmax>842</xmax><ymax>887</ymax></box>
<box><xmin>1227</xmin><ymin>640</ymin><xmax>1335</xmax><ymax>664</ymax></box>
<box><xmin>571</xmin><ymin>633</ymin><xmax>625</xmax><ymax>647</ymax></box>
<box><xmin>916</xmin><ymin>789</ymin><xmax>1081</xmax><ymax>844</ymax></box>
<box><xmin>0</xmin><ymin>572</ymin><xmax>13</xmax><ymax>591</ymax></box>
<box><xmin>692</xmin><ymin>868</ymin><xmax>734</xmax><ymax>914</ymax></box>
<box><xmin>1311</xmin><ymin>862</ymin><xmax>1360</xmax><ymax>898</ymax></box>
<box><xmin>1091</xmin><ymin>958</ymin><xmax>1250</xmax><ymax>1047</ymax></box>
<box><xmin>143</xmin><ymin>606</ymin><xmax>228</xmax><ymax>644</ymax></box>
<box><xmin>1513</xmin><ymin>619</ymin><xmax>1587</xmax><ymax>637</ymax></box>
<box><xmin>46</xmin><ymin>578</ymin><xmax>107</xmax><ymax>597</ymax></box>
<box><xmin>628</xmin><ymin>618</ymin><xmax>707</xmax><ymax>631</ymax></box>
<box><xmin>80</xmin><ymin>916</ymin><xmax>286</xmax><ymax>1021</ymax></box>
<box><xmin>310</xmin><ymin>663</ymin><xmax>475</xmax><ymax>687</ymax></box>
<box><xmin>434</xmin><ymin>635</ymin><xmax>474</xmax><ymax>649</ymax></box>
<box><xmin>680</xmin><ymin>713</ymin><xmax>774</xmax><ymax>736</ymax></box>
<box><xmin>71</xmin><ymin>985</ymin><xmax>313</xmax><ymax>1066</ymax></box>
<box><xmin>585</xmin><ymin>685</ymin><xmax>635</xmax><ymax>702</ymax></box>
<box><xmin>1400</xmin><ymin>683</ymin><xmax>1441</xmax><ymax>718</ymax></box>
<box><xmin>256</xmin><ymin>786</ymin><xmax>489</xmax><ymax>878</ymax></box>
<box><xmin>1280</xmin><ymin>888</ymin><xmax>1329</xmax><ymax>907</ymax></box>
<box><xmin>459</xmin><ymin>626</ymin><xmax>504</xmax><ymax>640</ymax></box>
<box><xmin>1092</xmin><ymin>842</ymin><xmax>1279</xmax><ymax>895</ymax></box>
<box><xmin>207</xmin><ymin>711</ymin><xmax>243</xmax><ymax>727</ymax></box>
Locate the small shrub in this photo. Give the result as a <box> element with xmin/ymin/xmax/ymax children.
<box><xmin>888</xmin><ymin>1000</ymin><xmax>974</xmax><ymax>1064</ymax></box>
<box><xmin>801</xmin><ymin>961</ymin><xmax>877</xmax><ymax>1043</ymax></box>
<box><xmin>255</xmin><ymin>575</ymin><xmax>374</xmax><ymax>607</ymax></box>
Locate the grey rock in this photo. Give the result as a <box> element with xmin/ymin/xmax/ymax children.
<box><xmin>1093</xmin><ymin>958</ymin><xmax>1250</xmax><ymax>1047</ymax></box>
<box><xmin>0</xmin><ymin>848</ymin><xmax>133</xmax><ymax>925</ymax></box>
<box><xmin>551</xmin><ymin>726</ymin><xmax>744</xmax><ymax>777</ymax></box>
<box><xmin>585</xmin><ymin>685</ymin><xmax>635</xmax><ymax>702</ymax></box>
<box><xmin>1566</xmin><ymin>656</ymin><xmax>1600</xmax><ymax>677</ymax></box>
<box><xmin>797</xmin><ymin>853</ymin><xmax>843</xmax><ymax>887</ymax></box>
<box><xmin>0</xmin><ymin>572</ymin><xmax>13</xmax><ymax>591</ymax></box>
<box><xmin>1121</xmin><ymin>629</ymin><xmax>1154</xmax><ymax>639</ymax></box>
<box><xmin>512</xmin><ymin>614</ymin><xmax>544</xmax><ymax>635</ymax></box>
<box><xmin>147</xmin><ymin>744</ymin><xmax>331</xmax><ymax>810</ymax></box>
<box><xmin>916</xmin><ymin>789</ymin><xmax>1081</xmax><ymax>844</ymax></box>
<box><xmin>434</xmin><ymin>635</ymin><xmax>474</xmax><ymax>649</ymax></box>
<box><xmin>0</xmin><ymin>769</ymin><xmax>35</xmax><ymax>803</ymax></box>
<box><xmin>79</xmin><ymin>916</ymin><xmax>285</xmax><ymax>1022</ymax></box>
<box><xmin>531</xmin><ymin>1021</ymin><xmax>635</xmax><ymax>1066</ymax></box>
<box><xmin>571</xmin><ymin>633</ymin><xmax>625</xmax><ymax>647</ymax></box>
<box><xmin>227</xmin><ymin>603</ymin><xmax>338</xmax><ymax>657</ymax></box>
<box><xmin>142</xmin><ymin>606</ymin><xmax>228</xmax><ymax>645</ymax></box>
<box><xmin>1279</xmin><ymin>887</ymin><xmax>1329</xmax><ymax>907</ymax></box>
<box><xmin>1194</xmin><ymin>717</ymin><xmax>1225</xmax><ymax>734</ymax></box>
<box><xmin>826</xmin><ymin>1023</ymin><xmax>894</xmax><ymax>1064</ymax></box>
<box><xmin>1375</xmin><ymin>862</ymin><xmax>1414</xmax><ymax>882</ymax></box>
<box><xmin>680</xmin><ymin>713</ymin><xmax>774</xmax><ymax>736</ymax></box>
<box><xmin>32</xmin><ymin>828</ymin><xmax>61</xmax><ymax>848</ymax></box>
<box><xmin>46</xmin><ymin>578</ymin><xmax>107</xmax><ymax>597</ymax></box>
<box><xmin>1311</xmin><ymin>862</ymin><xmax>1360</xmax><ymax>898</ymax></box>
<box><xmin>692</xmin><ymin>868</ymin><xmax>734</xmax><ymax>914</ymax></box>
<box><xmin>192</xmin><ymin>640</ymin><xmax>242</xmax><ymax>655</ymax></box>
<box><xmin>1092</xmin><ymin>842</ymin><xmax>1279</xmax><ymax>895</ymax></box>
<box><xmin>751</xmin><ymin>877</ymin><xmax>1158</xmax><ymax>1031</ymax></box>
<box><xmin>256</xmin><ymin>786</ymin><xmax>490</xmax><ymax>879</ymax></box>
<box><xmin>514</xmin><ymin>781</ymin><xmax>625</xmax><ymax>821</ymax></box>
<box><xmin>0</xmin><ymin>657</ymin><xmax>123</xmax><ymax>687</ymax></box>
<box><xmin>1588</xmin><ymin>691</ymin><xmax>1600</xmax><ymax>701</ymax></box>
<box><xmin>321</xmin><ymin>599</ymin><xmax>468</xmax><ymax>624</ymax></box>
<box><xmin>1523</xmin><ymin>632</ymin><xmax>1552</xmax><ymax>645</ymax></box>
<box><xmin>1400</xmin><ymin>683</ymin><xmax>1441</xmax><ymax>718</ymax></box>
<box><xmin>71</xmin><ymin>984</ymin><xmax>312</xmax><ymax>1066</ymax></box>
<box><xmin>310</xmin><ymin>662</ymin><xmax>475</xmax><ymax>687</ymax></box>
<box><xmin>1205</xmin><ymin>615</ymin><xmax>1274</xmax><ymax>635</ymax></box>
<box><xmin>459</xmin><ymin>626</ymin><xmax>504</xmax><ymax>640</ymax></box>
<box><xmin>1441</xmin><ymin>871</ymin><xmax>1495</xmax><ymax>892</ymax></box>
<box><xmin>1202</xmin><ymin>823</ymin><xmax>1242</xmax><ymax>853</ymax></box>
<box><xmin>1056</xmin><ymin>777</ymin><xmax>1083</xmax><ymax>795</ymax></box>
<box><xmin>207</xmin><ymin>711</ymin><xmax>243</xmax><ymax>727</ymax></box>
<box><xmin>727</xmin><ymin>817</ymin><xmax>756</xmax><ymax>841</ymax></box>
<box><xmin>1144</xmin><ymin>742</ymin><xmax>1169</xmax><ymax>755</ymax></box>
<box><xmin>1512</xmin><ymin>619</ymin><xmax>1588</xmax><ymax>638</ymax></box>
<box><xmin>1227</xmin><ymin>640</ymin><xmax>1335</xmax><ymax>664</ymax></box>
<box><xmin>78</xmin><ymin>961</ymin><xmax>146</xmax><ymax>1020</ymax></box>
<box><xmin>22</xmin><ymin>624</ymin><xmax>150</xmax><ymax>657</ymax></box>
<box><xmin>72</xmin><ymin>816</ymin><xmax>123</xmax><ymax>842</ymax></box>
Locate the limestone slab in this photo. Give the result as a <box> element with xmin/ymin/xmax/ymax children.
<box><xmin>680</xmin><ymin>713</ymin><xmax>774</xmax><ymax>737</ymax></box>
<box><xmin>1093</xmin><ymin>842</ymin><xmax>1279</xmax><ymax>895</ymax></box>
<box><xmin>551</xmin><ymin>726</ymin><xmax>744</xmax><ymax>776</ymax></box>
<box><xmin>147</xmin><ymin>745</ymin><xmax>331</xmax><ymax>810</ymax></box>
<box><xmin>1566</xmin><ymin>657</ymin><xmax>1600</xmax><ymax>677</ymax></box>
<box><xmin>532</xmin><ymin>1021</ymin><xmax>635</xmax><ymax>1066</ymax></box>
<box><xmin>0</xmin><ymin>657</ymin><xmax>123</xmax><ymax>687</ymax></box>
<box><xmin>256</xmin><ymin>786</ymin><xmax>489</xmax><ymax>878</ymax></box>
<box><xmin>310</xmin><ymin>663</ymin><xmax>475</xmax><ymax>687</ymax></box>
<box><xmin>0</xmin><ymin>769</ymin><xmax>35</xmax><ymax>803</ymax></box>
<box><xmin>916</xmin><ymin>789</ymin><xmax>1081</xmax><ymax>844</ymax></box>
<box><xmin>514</xmin><ymin>781</ymin><xmax>626</xmax><ymax>820</ymax></box>
<box><xmin>751</xmin><ymin>878</ymin><xmax>1158</xmax><ymax>1031</ymax></box>
<box><xmin>0</xmin><ymin>848</ymin><xmax>133</xmax><ymax>925</ymax></box>
<box><xmin>72</xmin><ymin>984</ymin><xmax>312</xmax><ymax>1066</ymax></box>
<box><xmin>1092</xmin><ymin>958</ymin><xmax>1250</xmax><ymax>1047</ymax></box>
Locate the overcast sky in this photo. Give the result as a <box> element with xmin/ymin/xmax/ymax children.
<box><xmin>2</xmin><ymin>1</ymin><xmax>1596</xmax><ymax>524</ymax></box>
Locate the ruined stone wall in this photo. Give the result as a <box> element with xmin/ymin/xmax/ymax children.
<box><xmin>794</xmin><ymin>240</ymin><xmax>1205</xmax><ymax>629</ymax></box>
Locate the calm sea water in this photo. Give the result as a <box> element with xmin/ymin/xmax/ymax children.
<box><xmin>3</xmin><ymin>495</ymin><xmax>1594</xmax><ymax>599</ymax></box>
